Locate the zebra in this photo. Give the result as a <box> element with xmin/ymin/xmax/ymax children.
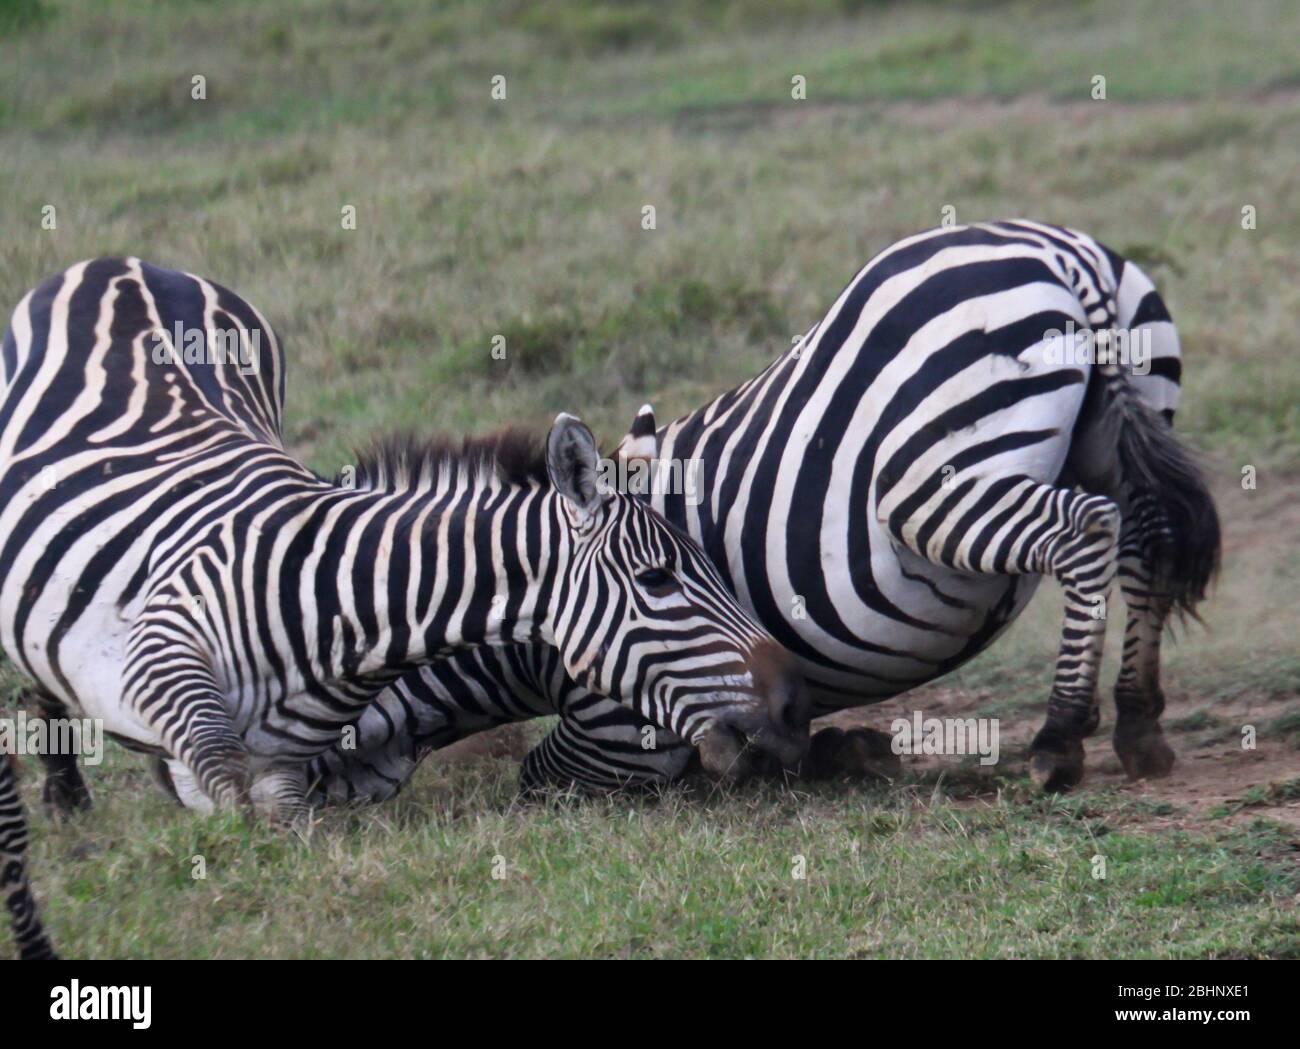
<box><xmin>0</xmin><ymin>257</ymin><xmax>811</xmax><ymax>957</ymax></box>
<box><xmin>311</xmin><ymin>219</ymin><xmax>1221</xmax><ymax>803</ymax></box>
<box><xmin>1</xmin><ymin>756</ymin><xmax>55</xmax><ymax>958</ymax></box>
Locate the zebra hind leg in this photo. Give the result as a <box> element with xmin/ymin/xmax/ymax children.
<box><xmin>1022</xmin><ymin>491</ymin><xmax>1120</xmax><ymax>792</ymax></box>
<box><xmin>887</xmin><ymin>476</ymin><xmax>1120</xmax><ymax>792</ymax></box>
<box><xmin>1111</xmin><ymin>497</ymin><xmax>1177</xmax><ymax>779</ymax></box>
<box><xmin>2</xmin><ymin>756</ymin><xmax>57</xmax><ymax>960</ymax></box>
<box><xmin>159</xmin><ymin>757</ymin><xmax>308</xmax><ymax>824</ymax></box>
<box><xmin>124</xmin><ymin>624</ymin><xmax>252</xmax><ymax>814</ymax></box>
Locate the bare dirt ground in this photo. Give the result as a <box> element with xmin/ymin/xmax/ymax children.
<box><xmin>731</xmin><ymin>87</ymin><xmax>1300</xmax><ymax>132</ymax></box>
<box><xmin>438</xmin><ymin>723</ymin><xmax>535</xmax><ymax>765</ymax></box>
<box><xmin>820</xmin><ymin>690</ymin><xmax>1300</xmax><ymax>835</ymax></box>
<box><xmin>434</xmin><ymin>685</ymin><xmax>1300</xmax><ymax>834</ymax></box>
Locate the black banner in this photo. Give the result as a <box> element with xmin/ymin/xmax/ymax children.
<box><xmin>5</xmin><ymin>959</ymin><xmax>1292</xmax><ymax>1035</ymax></box>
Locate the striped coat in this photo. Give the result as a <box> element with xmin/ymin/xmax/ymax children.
<box><xmin>0</xmin><ymin>257</ymin><xmax>810</xmax><ymax>956</ymax></box>
<box><xmin>313</xmin><ymin>220</ymin><xmax>1219</xmax><ymax>800</ymax></box>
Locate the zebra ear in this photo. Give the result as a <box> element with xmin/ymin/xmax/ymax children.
<box><xmin>547</xmin><ymin>413</ymin><xmax>601</xmax><ymax>515</ymax></box>
<box><xmin>615</xmin><ymin>402</ymin><xmax>657</xmax><ymax>463</ymax></box>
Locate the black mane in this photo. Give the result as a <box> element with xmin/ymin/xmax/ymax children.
<box><xmin>342</xmin><ymin>428</ymin><xmax>550</xmax><ymax>492</ymax></box>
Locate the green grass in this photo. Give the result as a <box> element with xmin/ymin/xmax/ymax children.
<box><xmin>13</xmin><ymin>739</ymin><xmax>1297</xmax><ymax>959</ymax></box>
<box><xmin>3</xmin><ymin>0</ymin><xmax>1300</xmax><ymax>469</ymax></box>
<box><xmin>2</xmin><ymin>0</ymin><xmax>1299</xmax><ymax>958</ymax></box>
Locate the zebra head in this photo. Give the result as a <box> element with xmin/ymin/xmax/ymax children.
<box><xmin>544</xmin><ymin>414</ymin><xmax>810</xmax><ymax>777</ymax></box>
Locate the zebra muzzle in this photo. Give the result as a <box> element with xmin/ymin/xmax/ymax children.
<box><xmin>697</xmin><ymin>641</ymin><xmax>811</xmax><ymax>778</ymax></box>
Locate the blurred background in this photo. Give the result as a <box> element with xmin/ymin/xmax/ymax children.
<box><xmin>2</xmin><ymin>0</ymin><xmax>1297</xmax><ymax>470</ymax></box>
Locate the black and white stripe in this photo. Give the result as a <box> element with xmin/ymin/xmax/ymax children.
<box><xmin>0</xmin><ymin>257</ymin><xmax>809</xmax><ymax>956</ymax></box>
<box><xmin>313</xmin><ymin>219</ymin><xmax>1219</xmax><ymax>799</ymax></box>
<box><xmin>1</xmin><ymin>757</ymin><xmax>55</xmax><ymax>959</ymax></box>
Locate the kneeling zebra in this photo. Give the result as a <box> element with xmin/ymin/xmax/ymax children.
<box><xmin>0</xmin><ymin>258</ymin><xmax>811</xmax><ymax>957</ymax></box>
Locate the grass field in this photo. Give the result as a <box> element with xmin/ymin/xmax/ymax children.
<box><xmin>1</xmin><ymin>0</ymin><xmax>1298</xmax><ymax>958</ymax></box>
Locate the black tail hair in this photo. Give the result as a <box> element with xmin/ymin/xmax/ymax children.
<box><xmin>1101</xmin><ymin>363</ymin><xmax>1221</xmax><ymax>619</ymax></box>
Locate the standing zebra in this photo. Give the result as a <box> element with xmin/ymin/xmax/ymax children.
<box><xmin>0</xmin><ymin>257</ymin><xmax>810</xmax><ymax>956</ymax></box>
<box><xmin>312</xmin><ymin>219</ymin><xmax>1220</xmax><ymax>802</ymax></box>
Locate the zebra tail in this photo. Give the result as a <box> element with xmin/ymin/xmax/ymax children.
<box><xmin>1098</xmin><ymin>359</ymin><xmax>1222</xmax><ymax>620</ymax></box>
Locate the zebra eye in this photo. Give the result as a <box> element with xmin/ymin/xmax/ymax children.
<box><xmin>635</xmin><ymin>566</ymin><xmax>676</xmax><ymax>591</ymax></box>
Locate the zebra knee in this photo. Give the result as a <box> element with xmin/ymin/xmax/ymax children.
<box><xmin>517</xmin><ymin>753</ymin><xmax>555</xmax><ymax>798</ymax></box>
<box><xmin>1084</xmin><ymin>498</ymin><xmax>1121</xmax><ymax>539</ymax></box>
<box><xmin>1056</xmin><ymin>496</ymin><xmax>1120</xmax><ymax>566</ymax></box>
<box><xmin>250</xmin><ymin>768</ymin><xmax>309</xmax><ymax>825</ymax></box>
<box><xmin>517</xmin><ymin>748</ymin><xmax>582</xmax><ymax>798</ymax></box>
<box><xmin>171</xmin><ymin>721</ymin><xmax>251</xmax><ymax>812</ymax></box>
<box><xmin>518</xmin><ymin>740</ymin><xmax>593</xmax><ymax>797</ymax></box>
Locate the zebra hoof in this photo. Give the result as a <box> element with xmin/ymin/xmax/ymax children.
<box><xmin>42</xmin><ymin>774</ymin><xmax>92</xmax><ymax>819</ymax></box>
<box><xmin>19</xmin><ymin>937</ymin><xmax>58</xmax><ymax>961</ymax></box>
<box><xmin>1113</xmin><ymin>723</ymin><xmax>1176</xmax><ymax>780</ymax></box>
<box><xmin>1028</xmin><ymin>738</ymin><xmax>1085</xmax><ymax>793</ymax></box>
<box><xmin>799</xmin><ymin>726</ymin><xmax>847</xmax><ymax>780</ymax></box>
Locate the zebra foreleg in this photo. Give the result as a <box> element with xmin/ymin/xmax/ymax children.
<box><xmin>519</xmin><ymin>698</ymin><xmax>694</xmax><ymax>796</ymax></box>
<box><xmin>887</xmin><ymin>476</ymin><xmax>1120</xmax><ymax>792</ymax></box>
<box><xmin>125</xmin><ymin>609</ymin><xmax>254</xmax><ymax>813</ymax></box>
<box><xmin>521</xmin><ymin>705</ymin><xmax>903</xmax><ymax>791</ymax></box>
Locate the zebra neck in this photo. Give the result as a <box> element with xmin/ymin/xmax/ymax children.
<box><xmin>323</xmin><ymin>485</ymin><xmax>568</xmax><ymax>684</ymax></box>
